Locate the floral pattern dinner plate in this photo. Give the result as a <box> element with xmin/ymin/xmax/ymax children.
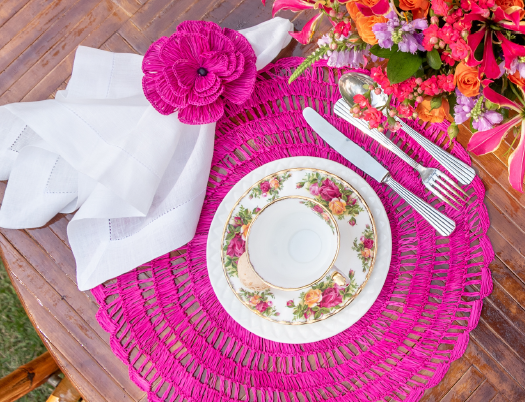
<box><xmin>221</xmin><ymin>168</ymin><xmax>377</xmax><ymax>325</ymax></box>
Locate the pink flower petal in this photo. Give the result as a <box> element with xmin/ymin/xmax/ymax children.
<box><xmin>466</xmin><ymin>28</ymin><xmax>486</xmax><ymax>67</ymax></box>
<box><xmin>496</xmin><ymin>32</ymin><xmax>525</xmax><ymax>70</ymax></box>
<box><xmin>508</xmin><ymin>123</ymin><xmax>525</xmax><ymax>192</ymax></box>
<box><xmin>221</xmin><ymin>52</ymin><xmax>245</xmax><ymax>83</ymax></box>
<box><xmin>289</xmin><ymin>13</ymin><xmax>323</xmax><ymax>45</ymax></box>
<box><xmin>483</xmin><ymin>87</ymin><xmax>523</xmax><ymax>112</ymax></box>
<box><xmin>156</xmin><ymin>72</ymin><xmax>187</xmax><ymax>108</ymax></box>
<box><xmin>468</xmin><ymin>115</ymin><xmax>521</xmax><ymax>155</ymax></box>
<box><xmin>208</xmin><ymin>30</ymin><xmax>234</xmax><ymax>53</ymax></box>
<box><xmin>159</xmin><ymin>38</ymin><xmax>183</xmax><ymax>65</ymax></box>
<box><xmin>178</xmin><ymin>99</ymin><xmax>225</xmax><ymax>125</ymax></box>
<box><xmin>164</xmin><ymin>66</ymin><xmax>189</xmax><ymax>97</ymax></box>
<box><xmin>173</xmin><ymin>59</ymin><xmax>199</xmax><ymax>89</ymax></box>
<box><xmin>356</xmin><ymin>0</ymin><xmax>389</xmax><ymax>17</ymax></box>
<box><xmin>481</xmin><ymin>31</ymin><xmax>502</xmax><ymax>79</ymax></box>
<box><xmin>222</xmin><ymin>61</ymin><xmax>257</xmax><ymax>104</ymax></box>
<box><xmin>188</xmin><ymin>84</ymin><xmax>224</xmax><ymax>106</ymax></box>
<box><xmin>177</xmin><ymin>33</ymin><xmax>209</xmax><ymax>62</ymax></box>
<box><xmin>223</xmin><ymin>28</ymin><xmax>257</xmax><ymax>63</ymax></box>
<box><xmin>142</xmin><ymin>74</ymin><xmax>176</xmax><ymax>115</ymax></box>
<box><xmin>194</xmin><ymin>72</ymin><xmax>218</xmax><ymax>93</ymax></box>
<box><xmin>272</xmin><ymin>0</ymin><xmax>315</xmax><ymax>17</ymax></box>
<box><xmin>202</xmin><ymin>51</ymin><xmax>231</xmax><ymax>76</ymax></box>
<box><xmin>142</xmin><ymin>37</ymin><xmax>168</xmax><ymax>76</ymax></box>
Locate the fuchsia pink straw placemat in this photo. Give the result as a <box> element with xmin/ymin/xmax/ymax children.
<box><xmin>92</xmin><ymin>59</ymin><xmax>493</xmax><ymax>402</ymax></box>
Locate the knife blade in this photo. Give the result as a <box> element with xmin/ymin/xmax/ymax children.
<box><xmin>303</xmin><ymin>107</ymin><xmax>389</xmax><ymax>183</ymax></box>
<box><xmin>302</xmin><ymin>107</ymin><xmax>456</xmax><ymax>237</ymax></box>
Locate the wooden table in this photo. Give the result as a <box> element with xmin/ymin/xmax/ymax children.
<box><xmin>0</xmin><ymin>1</ymin><xmax>524</xmax><ymax>401</ymax></box>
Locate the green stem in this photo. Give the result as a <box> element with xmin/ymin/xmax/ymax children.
<box><xmin>288</xmin><ymin>46</ymin><xmax>330</xmax><ymax>84</ymax></box>
<box><xmin>510</xmin><ymin>81</ymin><xmax>525</xmax><ymax>107</ymax></box>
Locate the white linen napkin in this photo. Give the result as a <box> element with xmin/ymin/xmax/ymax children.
<box><xmin>0</xmin><ymin>17</ymin><xmax>293</xmax><ymax>290</ymax></box>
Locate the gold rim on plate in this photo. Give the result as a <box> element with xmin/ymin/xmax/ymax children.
<box><xmin>245</xmin><ymin>195</ymin><xmax>341</xmax><ymax>291</ymax></box>
<box><xmin>220</xmin><ymin>167</ymin><xmax>378</xmax><ymax>326</ymax></box>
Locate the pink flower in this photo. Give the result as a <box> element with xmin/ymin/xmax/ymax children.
<box><xmin>334</xmin><ymin>21</ymin><xmax>352</xmax><ymax>37</ymax></box>
<box><xmin>319</xmin><ymin>287</ymin><xmax>343</xmax><ymax>308</ymax></box>
<box><xmin>363</xmin><ymin>238</ymin><xmax>374</xmax><ymax>249</ymax></box>
<box><xmin>450</xmin><ymin>39</ymin><xmax>470</xmax><ymax>61</ymax></box>
<box><xmin>260</xmin><ymin>181</ymin><xmax>271</xmax><ymax>193</ymax></box>
<box><xmin>423</xmin><ymin>25</ymin><xmax>439</xmax><ymax>52</ymax></box>
<box><xmin>312</xmin><ymin>204</ymin><xmax>324</xmax><ymax>214</ymax></box>
<box><xmin>348</xmin><ymin>269</ymin><xmax>355</xmax><ymax>278</ymax></box>
<box><xmin>304</xmin><ymin>307</ymin><xmax>314</xmax><ymax>319</ymax></box>
<box><xmin>432</xmin><ymin>0</ymin><xmax>451</xmax><ymax>15</ymax></box>
<box><xmin>286</xmin><ymin>300</ymin><xmax>294</xmax><ymax>307</ymax></box>
<box><xmin>363</xmin><ymin>107</ymin><xmax>383</xmax><ymax>129</ymax></box>
<box><xmin>353</xmin><ymin>94</ymin><xmax>369</xmax><ymax>108</ymax></box>
<box><xmin>142</xmin><ymin>21</ymin><xmax>257</xmax><ymax>124</ymax></box>
<box><xmin>348</xmin><ymin>217</ymin><xmax>356</xmax><ymax>226</ymax></box>
<box><xmin>441</xmin><ymin>51</ymin><xmax>456</xmax><ymax>67</ymax></box>
<box><xmin>319</xmin><ymin>179</ymin><xmax>342</xmax><ymax>201</ymax></box>
<box><xmin>256</xmin><ymin>301</ymin><xmax>269</xmax><ymax>312</ymax></box>
<box><xmin>397</xmin><ymin>103</ymin><xmax>414</xmax><ymax>118</ymax></box>
<box><xmin>309</xmin><ymin>182</ymin><xmax>321</xmax><ymax>196</ymax></box>
<box><xmin>227</xmin><ymin>234</ymin><xmax>245</xmax><ymax>257</ymax></box>
<box><xmin>438</xmin><ymin>25</ymin><xmax>460</xmax><ymax>45</ymax></box>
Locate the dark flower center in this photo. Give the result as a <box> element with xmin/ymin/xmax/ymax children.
<box><xmin>197</xmin><ymin>67</ymin><xmax>208</xmax><ymax>77</ymax></box>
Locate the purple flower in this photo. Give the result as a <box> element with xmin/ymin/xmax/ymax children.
<box><xmin>325</xmin><ymin>48</ymin><xmax>366</xmax><ymax>69</ymax></box>
<box><xmin>142</xmin><ymin>21</ymin><xmax>257</xmax><ymax>124</ymax></box>
<box><xmin>373</xmin><ymin>11</ymin><xmax>427</xmax><ymax>54</ymax></box>
<box><xmin>509</xmin><ymin>57</ymin><xmax>525</xmax><ymax>77</ymax></box>
<box><xmin>472</xmin><ymin>110</ymin><xmax>504</xmax><ymax>131</ymax></box>
<box><xmin>454</xmin><ymin>88</ymin><xmax>477</xmax><ymax>125</ymax></box>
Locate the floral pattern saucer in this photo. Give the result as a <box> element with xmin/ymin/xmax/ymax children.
<box><xmin>221</xmin><ymin>168</ymin><xmax>377</xmax><ymax>325</ymax></box>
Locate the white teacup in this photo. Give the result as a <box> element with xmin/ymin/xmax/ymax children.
<box><xmin>246</xmin><ymin>196</ymin><xmax>340</xmax><ymax>291</ymax></box>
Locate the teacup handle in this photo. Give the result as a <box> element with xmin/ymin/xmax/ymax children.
<box><xmin>331</xmin><ymin>270</ymin><xmax>347</xmax><ymax>286</ymax></box>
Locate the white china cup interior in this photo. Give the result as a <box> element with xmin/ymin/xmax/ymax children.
<box><xmin>246</xmin><ymin>196</ymin><xmax>339</xmax><ymax>290</ymax></box>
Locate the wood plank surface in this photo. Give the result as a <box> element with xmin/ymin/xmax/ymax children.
<box><xmin>0</xmin><ymin>1</ymin><xmax>523</xmax><ymax>401</ymax></box>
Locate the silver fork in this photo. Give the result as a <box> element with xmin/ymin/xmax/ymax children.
<box><xmin>334</xmin><ymin>99</ymin><xmax>468</xmax><ymax>210</ymax></box>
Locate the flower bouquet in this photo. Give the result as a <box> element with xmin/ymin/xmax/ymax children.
<box><xmin>263</xmin><ymin>0</ymin><xmax>525</xmax><ymax>191</ymax></box>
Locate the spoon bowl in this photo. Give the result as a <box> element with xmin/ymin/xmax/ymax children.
<box><xmin>338</xmin><ymin>72</ymin><xmax>387</xmax><ymax>109</ymax></box>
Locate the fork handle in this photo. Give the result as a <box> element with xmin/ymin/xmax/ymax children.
<box><xmin>384</xmin><ymin>175</ymin><xmax>456</xmax><ymax>237</ymax></box>
<box><xmin>395</xmin><ymin>118</ymin><xmax>475</xmax><ymax>185</ymax></box>
<box><xmin>334</xmin><ymin>102</ymin><xmax>421</xmax><ymax>170</ymax></box>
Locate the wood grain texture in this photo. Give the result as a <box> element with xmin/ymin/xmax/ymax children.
<box><xmin>0</xmin><ymin>2</ymin><xmax>523</xmax><ymax>401</ymax></box>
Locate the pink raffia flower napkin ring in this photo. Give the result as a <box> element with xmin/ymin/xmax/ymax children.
<box><xmin>142</xmin><ymin>20</ymin><xmax>257</xmax><ymax>125</ymax></box>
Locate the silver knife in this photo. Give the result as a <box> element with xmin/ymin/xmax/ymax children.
<box><xmin>303</xmin><ymin>107</ymin><xmax>455</xmax><ymax>237</ymax></box>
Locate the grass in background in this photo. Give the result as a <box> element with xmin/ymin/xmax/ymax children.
<box><xmin>0</xmin><ymin>259</ymin><xmax>54</xmax><ymax>401</ymax></box>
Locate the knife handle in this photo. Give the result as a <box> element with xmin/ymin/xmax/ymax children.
<box><xmin>384</xmin><ymin>175</ymin><xmax>455</xmax><ymax>237</ymax></box>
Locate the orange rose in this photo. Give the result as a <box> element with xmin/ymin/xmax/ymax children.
<box><xmin>416</xmin><ymin>96</ymin><xmax>451</xmax><ymax>123</ymax></box>
<box><xmin>355</xmin><ymin>13</ymin><xmax>387</xmax><ymax>45</ymax></box>
<box><xmin>269</xmin><ymin>177</ymin><xmax>279</xmax><ymax>189</ymax></box>
<box><xmin>321</xmin><ymin>212</ymin><xmax>330</xmax><ymax>221</ymax></box>
<box><xmin>346</xmin><ymin>1</ymin><xmax>361</xmax><ymax>20</ymax></box>
<box><xmin>399</xmin><ymin>0</ymin><xmax>430</xmax><ymax>18</ymax></box>
<box><xmin>329</xmin><ymin>198</ymin><xmax>347</xmax><ymax>215</ymax></box>
<box><xmin>495</xmin><ymin>0</ymin><xmax>524</xmax><ymax>13</ymax></box>
<box><xmin>249</xmin><ymin>295</ymin><xmax>261</xmax><ymax>306</ymax></box>
<box><xmin>361</xmin><ymin>248</ymin><xmax>372</xmax><ymax>258</ymax></box>
<box><xmin>509</xmin><ymin>70</ymin><xmax>525</xmax><ymax>88</ymax></box>
<box><xmin>304</xmin><ymin>288</ymin><xmax>323</xmax><ymax>308</ymax></box>
<box><xmin>454</xmin><ymin>62</ymin><xmax>480</xmax><ymax>97</ymax></box>
<box><xmin>241</xmin><ymin>223</ymin><xmax>250</xmax><ymax>240</ymax></box>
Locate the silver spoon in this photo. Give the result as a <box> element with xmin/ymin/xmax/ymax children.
<box><xmin>338</xmin><ymin>72</ymin><xmax>475</xmax><ymax>186</ymax></box>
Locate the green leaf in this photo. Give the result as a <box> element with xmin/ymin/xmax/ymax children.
<box><xmin>289</xmin><ymin>46</ymin><xmax>330</xmax><ymax>84</ymax></box>
<box><xmin>447</xmin><ymin>91</ymin><xmax>457</xmax><ymax>116</ymax></box>
<box><xmin>426</xmin><ymin>49</ymin><xmax>442</xmax><ymax>70</ymax></box>
<box><xmin>430</xmin><ymin>96</ymin><xmax>442</xmax><ymax>111</ymax></box>
<box><xmin>369</xmin><ymin>44</ymin><xmax>398</xmax><ymax>59</ymax></box>
<box><xmin>386</xmin><ymin>51</ymin><xmax>423</xmax><ymax>85</ymax></box>
<box><xmin>314</xmin><ymin>310</ymin><xmax>322</xmax><ymax>320</ymax></box>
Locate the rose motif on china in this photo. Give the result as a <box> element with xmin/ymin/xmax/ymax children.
<box><xmin>319</xmin><ymin>179</ymin><xmax>342</xmax><ymax>201</ymax></box>
<box><xmin>304</xmin><ymin>289</ymin><xmax>323</xmax><ymax>308</ymax></box>
<box><xmin>329</xmin><ymin>198</ymin><xmax>347</xmax><ymax>215</ymax></box>
<box><xmin>227</xmin><ymin>234</ymin><xmax>245</xmax><ymax>257</ymax></box>
<box><xmin>319</xmin><ymin>287</ymin><xmax>343</xmax><ymax>308</ymax></box>
<box><xmin>269</xmin><ymin>177</ymin><xmax>280</xmax><ymax>189</ymax></box>
<box><xmin>260</xmin><ymin>181</ymin><xmax>271</xmax><ymax>194</ymax></box>
<box><xmin>142</xmin><ymin>20</ymin><xmax>257</xmax><ymax>124</ymax></box>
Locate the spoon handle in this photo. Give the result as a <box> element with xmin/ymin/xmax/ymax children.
<box><xmin>394</xmin><ymin>118</ymin><xmax>475</xmax><ymax>185</ymax></box>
